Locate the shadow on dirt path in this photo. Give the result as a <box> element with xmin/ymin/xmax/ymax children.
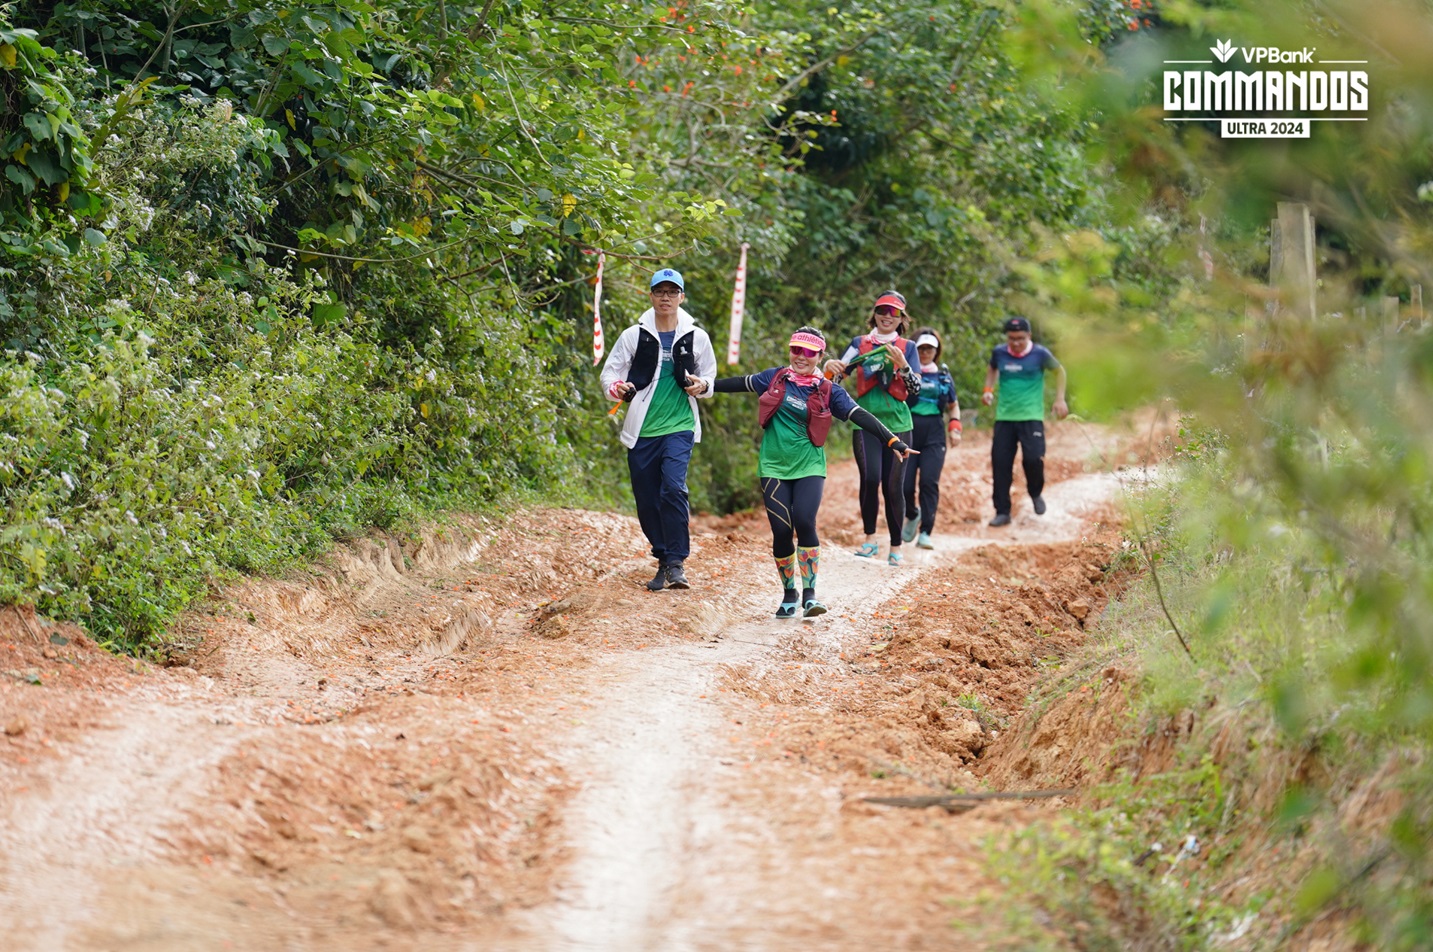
<box><xmin>0</xmin><ymin>410</ymin><xmax>1176</xmax><ymax>951</ymax></box>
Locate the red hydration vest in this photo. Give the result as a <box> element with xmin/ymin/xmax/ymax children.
<box><xmin>757</xmin><ymin>368</ymin><xmax>834</xmax><ymax>447</ymax></box>
<box><xmin>852</xmin><ymin>336</ymin><xmax>911</xmax><ymax>401</ymax></box>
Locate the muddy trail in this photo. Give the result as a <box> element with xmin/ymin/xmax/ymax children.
<box><xmin>0</xmin><ymin>414</ymin><xmax>1172</xmax><ymax>951</ymax></box>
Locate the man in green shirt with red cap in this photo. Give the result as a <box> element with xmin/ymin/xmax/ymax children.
<box><xmin>981</xmin><ymin>316</ymin><xmax>1068</xmax><ymax>527</ymax></box>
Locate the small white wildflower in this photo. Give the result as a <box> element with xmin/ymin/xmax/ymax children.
<box><xmin>60</xmin><ymin>471</ymin><xmax>76</xmax><ymax>491</ymax></box>
<box><xmin>205</xmin><ymin>440</ymin><xmax>216</xmax><ymax>450</ymax></box>
<box><xmin>125</xmin><ymin>510</ymin><xmax>139</xmax><ymax>525</ymax></box>
<box><xmin>184</xmin><ymin>271</ymin><xmax>199</xmax><ymax>286</ymax></box>
<box><xmin>425</xmin><ymin>369</ymin><xmax>437</xmax><ymax>383</ymax></box>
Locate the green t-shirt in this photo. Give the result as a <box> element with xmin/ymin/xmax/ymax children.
<box><xmin>749</xmin><ymin>370</ymin><xmax>863</xmax><ymax>480</ymax></box>
<box><xmin>855</xmin><ymin>385</ymin><xmax>913</xmax><ymax>432</ymax></box>
<box><xmin>990</xmin><ymin>342</ymin><xmax>1060</xmax><ymax>421</ymax></box>
<box><xmin>760</xmin><ymin>390</ymin><xmax>827</xmax><ymax>479</ymax></box>
<box><xmin>912</xmin><ymin>369</ymin><xmax>951</xmax><ymax>417</ymax></box>
<box><xmin>842</xmin><ymin>339</ymin><xmax>916</xmax><ymax>432</ymax></box>
<box><xmin>639</xmin><ymin>331</ymin><xmax>695</xmax><ymax>437</ymax></box>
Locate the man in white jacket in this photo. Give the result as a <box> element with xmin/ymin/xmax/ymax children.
<box><xmin>600</xmin><ymin>268</ymin><xmax>717</xmax><ymax>591</ymax></box>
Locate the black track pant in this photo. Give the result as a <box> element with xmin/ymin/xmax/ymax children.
<box><xmin>902</xmin><ymin>414</ymin><xmax>947</xmax><ymax>535</ymax></box>
<box><xmin>991</xmin><ymin>419</ymin><xmax>1045</xmax><ymax>516</ymax></box>
<box><xmin>853</xmin><ymin>427</ymin><xmax>910</xmax><ymax>547</ymax></box>
<box><xmin>761</xmin><ymin>475</ymin><xmax>825</xmax><ymax>558</ymax></box>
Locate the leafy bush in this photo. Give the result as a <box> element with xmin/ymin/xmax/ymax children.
<box><xmin>1</xmin><ymin>16</ymin><xmax>98</xmax><ymax>258</ymax></box>
<box><xmin>957</xmin><ymin>0</ymin><xmax>1433</xmax><ymax>945</ymax></box>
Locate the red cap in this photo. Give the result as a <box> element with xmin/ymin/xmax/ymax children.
<box><xmin>873</xmin><ymin>291</ymin><xmax>906</xmax><ymax>312</ymax></box>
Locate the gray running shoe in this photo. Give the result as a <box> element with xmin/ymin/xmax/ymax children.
<box><xmin>1032</xmin><ymin>496</ymin><xmax>1047</xmax><ymax>515</ymax></box>
<box><xmin>646</xmin><ymin>566</ymin><xmax>667</xmax><ymax>591</ymax></box>
<box><xmin>988</xmin><ymin>513</ymin><xmax>1012</xmax><ymax>527</ymax></box>
<box><xmin>664</xmin><ymin>563</ymin><xmax>690</xmax><ymax>589</ymax></box>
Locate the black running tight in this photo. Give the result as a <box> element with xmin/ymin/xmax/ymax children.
<box><xmin>852</xmin><ymin>427</ymin><xmax>910</xmax><ymax>547</ymax></box>
<box><xmin>761</xmin><ymin>475</ymin><xmax>825</xmax><ymax>558</ymax></box>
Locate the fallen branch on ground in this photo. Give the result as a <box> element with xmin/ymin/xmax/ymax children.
<box><xmin>863</xmin><ymin>789</ymin><xmax>1076</xmax><ymax>812</ymax></box>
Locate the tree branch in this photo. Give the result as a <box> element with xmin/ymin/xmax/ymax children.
<box><xmin>773</xmin><ymin>29</ymin><xmax>880</xmax><ymax>102</ymax></box>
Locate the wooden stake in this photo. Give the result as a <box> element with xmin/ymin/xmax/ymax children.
<box><xmin>1272</xmin><ymin>203</ymin><xmax>1316</xmax><ymax>321</ymax></box>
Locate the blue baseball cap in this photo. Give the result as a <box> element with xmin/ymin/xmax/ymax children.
<box><xmin>650</xmin><ymin>268</ymin><xmax>685</xmax><ymax>290</ymax></box>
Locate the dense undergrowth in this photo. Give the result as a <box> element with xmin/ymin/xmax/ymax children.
<box><xmin>973</xmin><ymin>0</ymin><xmax>1433</xmax><ymax>946</ymax></box>
<box><xmin>987</xmin><ymin>399</ymin><xmax>1433</xmax><ymax>949</ymax></box>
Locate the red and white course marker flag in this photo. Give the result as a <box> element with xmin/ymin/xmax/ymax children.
<box><xmin>591</xmin><ymin>251</ymin><xmax>606</xmax><ymax>366</ymax></box>
<box><xmin>727</xmin><ymin>242</ymin><xmax>749</xmax><ymax>365</ymax></box>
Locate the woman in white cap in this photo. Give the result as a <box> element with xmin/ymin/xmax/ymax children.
<box><xmin>691</xmin><ymin>326</ymin><xmax>914</xmax><ymax>617</ymax></box>
<box><xmin>822</xmin><ymin>291</ymin><xmax>922</xmax><ymax>565</ymax></box>
<box><xmin>901</xmin><ymin>327</ymin><xmax>961</xmax><ymax>548</ymax></box>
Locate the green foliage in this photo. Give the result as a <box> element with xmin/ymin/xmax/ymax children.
<box><xmin>989</xmin><ymin>755</ymin><xmax>1245</xmax><ymax>951</ymax></box>
<box><xmin>1</xmin><ymin>271</ymin><xmax>399</xmax><ymax>646</ymax></box>
<box><xmin>0</xmin><ymin>12</ymin><xmax>97</xmax><ymax>257</ymax></box>
<box><xmin>718</xmin><ymin>0</ymin><xmax>1101</xmax><ymax>400</ymax></box>
<box><xmin>981</xmin><ymin>0</ymin><xmax>1433</xmax><ymax>945</ymax></box>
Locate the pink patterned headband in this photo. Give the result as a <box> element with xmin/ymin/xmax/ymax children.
<box><xmin>789</xmin><ymin>331</ymin><xmax>825</xmax><ymax>351</ymax></box>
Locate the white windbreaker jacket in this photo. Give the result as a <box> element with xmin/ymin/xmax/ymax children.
<box><xmin>599</xmin><ymin>307</ymin><xmax>717</xmax><ymax>449</ymax></box>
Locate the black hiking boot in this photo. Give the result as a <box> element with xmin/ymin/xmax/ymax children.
<box><xmin>664</xmin><ymin>562</ymin><xmax>690</xmax><ymax>590</ymax></box>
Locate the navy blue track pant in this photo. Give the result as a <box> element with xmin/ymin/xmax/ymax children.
<box><xmin>627</xmin><ymin>431</ymin><xmax>694</xmax><ymax>565</ymax></box>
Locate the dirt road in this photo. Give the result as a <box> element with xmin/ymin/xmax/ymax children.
<box><xmin>0</xmin><ymin>416</ymin><xmax>1167</xmax><ymax>951</ymax></box>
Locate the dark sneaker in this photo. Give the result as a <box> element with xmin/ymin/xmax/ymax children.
<box><xmin>1032</xmin><ymin>496</ymin><xmax>1047</xmax><ymax>515</ymax></box>
<box><xmin>646</xmin><ymin>566</ymin><xmax>667</xmax><ymax>591</ymax></box>
<box><xmin>664</xmin><ymin>563</ymin><xmax>690</xmax><ymax>590</ymax></box>
<box><xmin>775</xmin><ymin>602</ymin><xmax>799</xmax><ymax>619</ymax></box>
<box><xmin>988</xmin><ymin>513</ymin><xmax>1012</xmax><ymax>527</ymax></box>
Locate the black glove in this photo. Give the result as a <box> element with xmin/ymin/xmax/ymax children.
<box><xmin>893</xmin><ymin>440</ymin><xmax>911</xmax><ymax>454</ymax></box>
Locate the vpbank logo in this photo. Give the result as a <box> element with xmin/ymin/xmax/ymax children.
<box><xmin>1162</xmin><ymin>38</ymin><xmax>1369</xmax><ymax>139</ymax></box>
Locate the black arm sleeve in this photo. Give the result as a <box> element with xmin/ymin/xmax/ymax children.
<box><xmin>845</xmin><ymin>405</ymin><xmax>900</xmax><ymax>446</ymax></box>
<box><xmin>712</xmin><ymin>375</ymin><xmax>760</xmax><ymax>393</ymax></box>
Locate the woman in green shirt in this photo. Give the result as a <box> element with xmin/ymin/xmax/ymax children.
<box><xmin>822</xmin><ymin>291</ymin><xmax>923</xmax><ymax>565</ymax></box>
<box><xmin>691</xmin><ymin>326</ymin><xmax>915</xmax><ymax>618</ymax></box>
